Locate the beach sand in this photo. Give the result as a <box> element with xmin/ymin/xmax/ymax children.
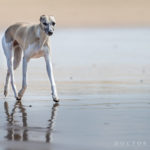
<box><xmin>0</xmin><ymin>0</ymin><xmax>150</xmax><ymax>28</ymax></box>
<box><xmin>0</xmin><ymin>28</ymin><xmax>150</xmax><ymax>149</ymax></box>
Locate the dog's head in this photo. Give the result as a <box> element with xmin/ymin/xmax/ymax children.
<box><xmin>40</xmin><ymin>15</ymin><xmax>56</xmax><ymax>36</ymax></box>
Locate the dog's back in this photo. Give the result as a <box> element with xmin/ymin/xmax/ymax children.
<box><xmin>5</xmin><ymin>23</ymin><xmax>36</xmax><ymax>45</ymax></box>
<box><xmin>5</xmin><ymin>23</ymin><xmax>22</xmax><ymax>43</ymax></box>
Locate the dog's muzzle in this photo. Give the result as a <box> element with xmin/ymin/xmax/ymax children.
<box><xmin>44</xmin><ymin>27</ymin><xmax>54</xmax><ymax>36</ymax></box>
<box><xmin>47</xmin><ymin>31</ymin><xmax>53</xmax><ymax>36</ymax></box>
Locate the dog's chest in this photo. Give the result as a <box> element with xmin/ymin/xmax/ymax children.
<box><xmin>32</xmin><ymin>50</ymin><xmax>44</xmax><ymax>58</ymax></box>
<box><xmin>24</xmin><ymin>42</ymin><xmax>47</xmax><ymax>59</ymax></box>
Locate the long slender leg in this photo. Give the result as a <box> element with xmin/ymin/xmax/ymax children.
<box><xmin>7</xmin><ymin>59</ymin><xmax>18</xmax><ymax>98</ymax></box>
<box><xmin>17</xmin><ymin>57</ymin><xmax>28</xmax><ymax>100</ymax></box>
<box><xmin>2</xmin><ymin>37</ymin><xmax>17</xmax><ymax>98</ymax></box>
<box><xmin>44</xmin><ymin>54</ymin><xmax>59</xmax><ymax>102</ymax></box>
<box><xmin>4</xmin><ymin>70</ymin><xmax>10</xmax><ymax>97</ymax></box>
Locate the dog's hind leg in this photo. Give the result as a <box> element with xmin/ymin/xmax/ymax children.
<box><xmin>2</xmin><ymin>39</ymin><xmax>18</xmax><ymax>98</ymax></box>
<box><xmin>3</xmin><ymin>43</ymin><xmax>21</xmax><ymax>97</ymax></box>
<box><xmin>2</xmin><ymin>36</ymin><xmax>10</xmax><ymax>97</ymax></box>
<box><xmin>4</xmin><ymin>70</ymin><xmax>10</xmax><ymax>97</ymax></box>
<box><xmin>2</xmin><ymin>36</ymin><xmax>17</xmax><ymax>98</ymax></box>
<box><xmin>7</xmin><ymin>56</ymin><xmax>18</xmax><ymax>99</ymax></box>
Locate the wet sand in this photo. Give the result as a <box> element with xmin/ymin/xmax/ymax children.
<box><xmin>0</xmin><ymin>83</ymin><xmax>150</xmax><ymax>150</ymax></box>
<box><xmin>0</xmin><ymin>28</ymin><xmax>150</xmax><ymax>150</ymax></box>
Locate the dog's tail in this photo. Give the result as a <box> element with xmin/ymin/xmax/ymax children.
<box><xmin>13</xmin><ymin>43</ymin><xmax>22</xmax><ymax>70</ymax></box>
<box><xmin>2</xmin><ymin>35</ymin><xmax>22</xmax><ymax>70</ymax></box>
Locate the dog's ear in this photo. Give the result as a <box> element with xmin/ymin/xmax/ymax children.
<box><xmin>40</xmin><ymin>15</ymin><xmax>46</xmax><ymax>23</ymax></box>
<box><xmin>50</xmin><ymin>15</ymin><xmax>56</xmax><ymax>22</ymax></box>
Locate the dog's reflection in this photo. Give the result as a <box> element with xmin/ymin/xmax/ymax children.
<box><xmin>4</xmin><ymin>100</ymin><xmax>59</xmax><ymax>143</ymax></box>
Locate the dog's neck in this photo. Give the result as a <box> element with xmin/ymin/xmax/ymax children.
<box><xmin>37</xmin><ymin>24</ymin><xmax>49</xmax><ymax>48</ymax></box>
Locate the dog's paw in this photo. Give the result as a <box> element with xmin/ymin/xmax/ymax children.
<box><xmin>52</xmin><ymin>95</ymin><xmax>59</xmax><ymax>102</ymax></box>
<box><xmin>53</xmin><ymin>97</ymin><xmax>59</xmax><ymax>103</ymax></box>
<box><xmin>4</xmin><ymin>90</ymin><xmax>8</xmax><ymax>97</ymax></box>
<box><xmin>16</xmin><ymin>92</ymin><xmax>22</xmax><ymax>101</ymax></box>
<box><xmin>16</xmin><ymin>96</ymin><xmax>22</xmax><ymax>101</ymax></box>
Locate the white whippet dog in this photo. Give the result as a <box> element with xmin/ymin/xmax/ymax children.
<box><xmin>2</xmin><ymin>15</ymin><xmax>59</xmax><ymax>102</ymax></box>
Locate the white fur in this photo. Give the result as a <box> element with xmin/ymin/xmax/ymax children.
<box><xmin>24</xmin><ymin>42</ymin><xmax>44</xmax><ymax>59</ymax></box>
<box><xmin>2</xmin><ymin>36</ymin><xmax>13</xmax><ymax>59</ymax></box>
<box><xmin>36</xmin><ymin>27</ymin><xmax>41</xmax><ymax>38</ymax></box>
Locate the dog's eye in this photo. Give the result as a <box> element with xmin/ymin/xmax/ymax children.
<box><xmin>52</xmin><ymin>22</ymin><xmax>56</xmax><ymax>26</ymax></box>
<box><xmin>43</xmin><ymin>22</ymin><xmax>48</xmax><ymax>26</ymax></box>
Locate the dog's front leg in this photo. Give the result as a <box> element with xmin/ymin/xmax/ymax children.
<box><xmin>44</xmin><ymin>54</ymin><xmax>59</xmax><ymax>102</ymax></box>
<box><xmin>17</xmin><ymin>57</ymin><xmax>28</xmax><ymax>100</ymax></box>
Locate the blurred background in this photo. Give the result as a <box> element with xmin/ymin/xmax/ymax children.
<box><xmin>0</xmin><ymin>0</ymin><xmax>150</xmax><ymax>88</ymax></box>
<box><xmin>0</xmin><ymin>0</ymin><xmax>150</xmax><ymax>28</ymax></box>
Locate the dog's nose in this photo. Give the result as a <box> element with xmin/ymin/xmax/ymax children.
<box><xmin>48</xmin><ymin>31</ymin><xmax>53</xmax><ymax>36</ymax></box>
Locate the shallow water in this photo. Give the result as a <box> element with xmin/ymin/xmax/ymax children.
<box><xmin>0</xmin><ymin>28</ymin><xmax>150</xmax><ymax>150</ymax></box>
